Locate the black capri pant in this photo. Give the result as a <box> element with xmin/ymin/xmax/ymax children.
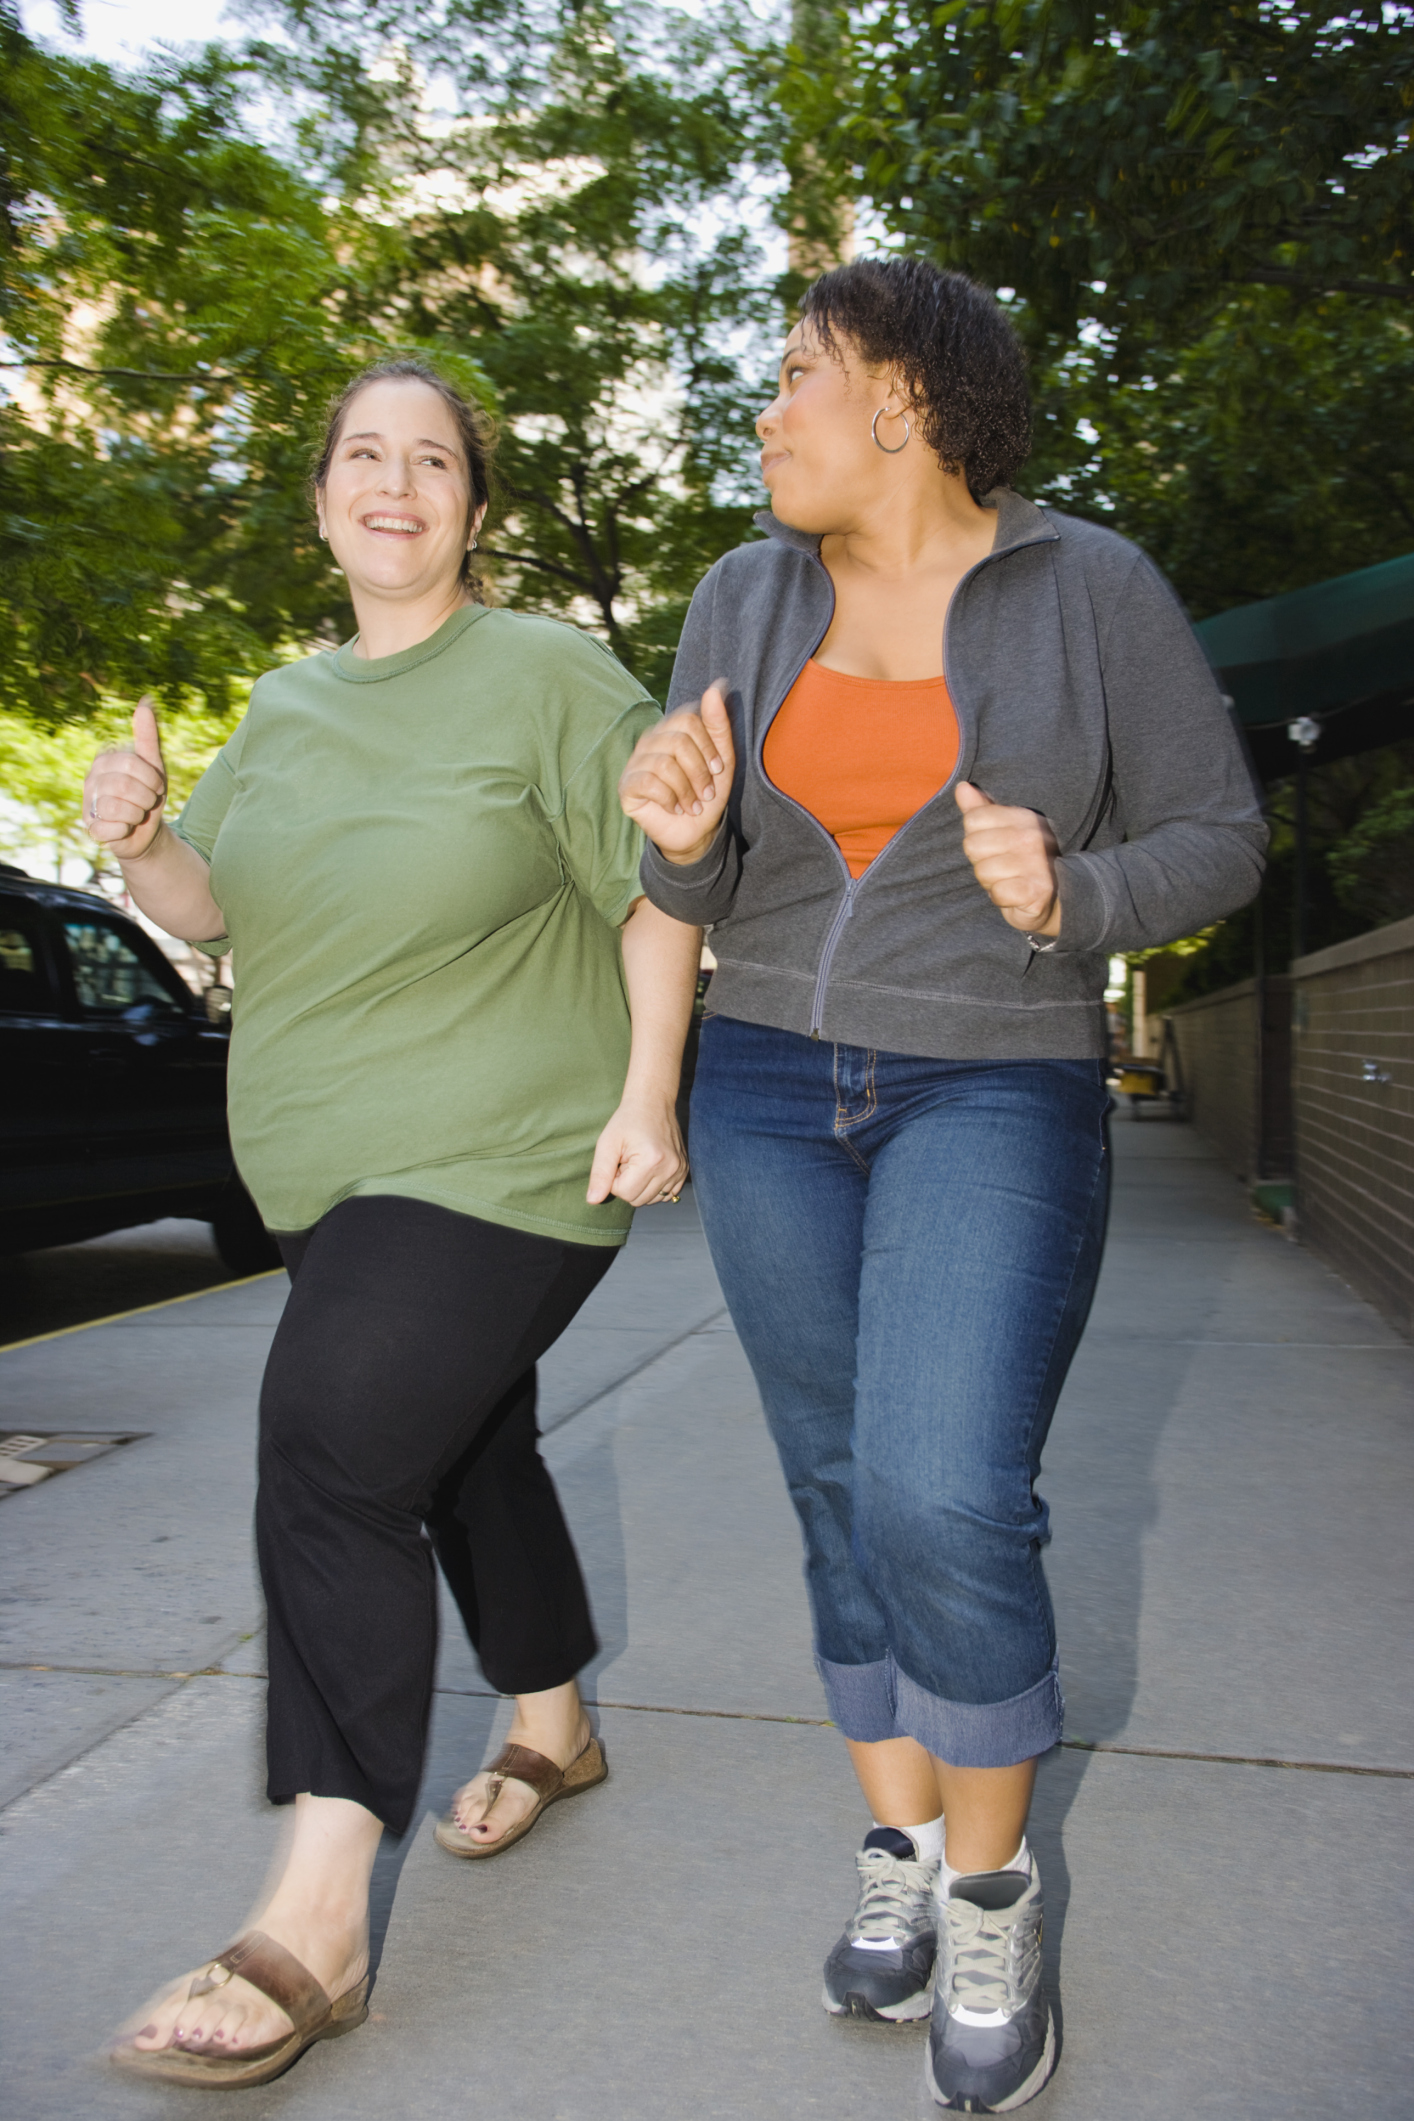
<box><xmin>258</xmin><ymin>1194</ymin><xmax>614</xmax><ymax>1836</ymax></box>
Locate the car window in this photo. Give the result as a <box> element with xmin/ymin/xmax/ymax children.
<box><xmin>61</xmin><ymin>919</ymin><xmax>187</xmax><ymax>1015</ymax></box>
<box><xmin>0</xmin><ymin>907</ymin><xmax>58</xmax><ymax>1016</ymax></box>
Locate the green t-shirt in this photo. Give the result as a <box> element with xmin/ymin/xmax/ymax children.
<box><xmin>174</xmin><ymin>604</ymin><xmax>659</xmax><ymax>1245</ymax></box>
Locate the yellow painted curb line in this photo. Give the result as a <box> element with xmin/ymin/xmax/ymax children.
<box><xmin>1</xmin><ymin>1269</ymin><xmax>284</xmax><ymax>1355</ymax></box>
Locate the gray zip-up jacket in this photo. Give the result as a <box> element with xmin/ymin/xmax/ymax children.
<box><xmin>640</xmin><ymin>491</ymin><xmax>1266</xmax><ymax>1059</ymax></box>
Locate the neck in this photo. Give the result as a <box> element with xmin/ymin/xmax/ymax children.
<box><xmin>348</xmin><ymin>580</ymin><xmax>470</xmax><ymax>660</ymax></box>
<box><xmin>822</xmin><ymin>475</ymin><xmax>994</xmax><ymax>578</ymax></box>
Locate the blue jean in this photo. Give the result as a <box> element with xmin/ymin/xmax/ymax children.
<box><xmin>689</xmin><ymin>1016</ymin><xmax>1111</xmax><ymax>1768</ymax></box>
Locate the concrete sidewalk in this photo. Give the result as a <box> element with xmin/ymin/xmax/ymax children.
<box><xmin>2</xmin><ymin>1114</ymin><xmax>1411</xmax><ymax>2118</ymax></box>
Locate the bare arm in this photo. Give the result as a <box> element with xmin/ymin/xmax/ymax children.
<box><xmin>82</xmin><ymin>699</ymin><xmax>226</xmax><ymax>943</ymax></box>
<box><xmin>586</xmin><ymin>897</ymin><xmax>703</xmax><ymax>1208</ymax></box>
<box><xmin>107</xmin><ymin>826</ymin><xmax>224</xmax><ymax>944</ymax></box>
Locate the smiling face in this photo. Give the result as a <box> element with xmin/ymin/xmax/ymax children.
<box><xmin>756</xmin><ymin>322</ymin><xmax>911</xmax><ymax>535</ymax></box>
<box><xmin>316</xmin><ymin>377</ymin><xmax>485</xmax><ymax>609</ymax></box>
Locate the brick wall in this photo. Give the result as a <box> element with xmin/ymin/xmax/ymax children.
<box><xmin>1291</xmin><ymin>915</ymin><xmax>1414</xmax><ymax>1339</ymax></box>
<box><xmin>1167</xmin><ymin>981</ymin><xmax>1259</xmax><ymax>1179</ymax></box>
<box><xmin>1166</xmin><ymin>976</ymin><xmax>1292</xmax><ymax>1183</ymax></box>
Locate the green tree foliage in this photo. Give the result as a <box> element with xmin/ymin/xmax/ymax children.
<box><xmin>1144</xmin><ymin>737</ymin><xmax>1414</xmax><ymax>1002</ymax></box>
<box><xmin>1327</xmin><ymin>769</ymin><xmax>1414</xmax><ymax>926</ymax></box>
<box><xmin>1026</xmin><ymin>290</ymin><xmax>1414</xmax><ymax>614</ymax></box>
<box><xmin>349</xmin><ymin>8</ymin><xmax>777</xmax><ymax>689</ymax></box>
<box><xmin>1</xmin><ymin>0</ymin><xmax>775</xmax><ymax>726</ymax></box>
<box><xmin>834</xmin><ymin>0</ymin><xmax>1413</xmax><ymax>349</ymax></box>
<box><xmin>244</xmin><ymin>0</ymin><xmax>778</xmax><ymax>692</ymax></box>
<box><xmin>785</xmin><ymin>0</ymin><xmax>1414</xmax><ymax>608</ymax></box>
<box><xmin>0</xmin><ymin>699</ymin><xmax>242</xmax><ymax>878</ymax></box>
<box><xmin>1</xmin><ymin>6</ymin><xmax>398</xmax><ymax>720</ymax></box>
<box><xmin>776</xmin><ymin>0</ymin><xmax>860</xmax><ymax>302</ymax></box>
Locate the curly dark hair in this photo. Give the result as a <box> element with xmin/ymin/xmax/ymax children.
<box><xmin>312</xmin><ymin>358</ymin><xmax>496</xmax><ymax>600</ymax></box>
<box><xmin>799</xmin><ymin>258</ymin><xmax>1030</xmax><ymax>499</ymax></box>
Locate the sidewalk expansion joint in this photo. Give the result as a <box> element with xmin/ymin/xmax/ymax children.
<box><xmin>539</xmin><ymin>1306</ymin><xmax>730</xmax><ymax>1435</ymax></box>
<box><xmin>1153</xmin><ymin>1339</ymin><xmax>1406</xmax><ymax>1350</ymax></box>
<box><xmin>1059</xmin><ymin>1738</ymin><xmax>1413</xmax><ymax>1779</ymax></box>
<box><xmin>9</xmin><ymin>1666</ymin><xmax>1410</xmax><ymax>1780</ymax></box>
<box><xmin>434</xmin><ymin>1686</ymin><xmax>1414</xmax><ymax>1775</ymax></box>
<box><xmin>435</xmin><ymin>1684</ymin><xmax>836</xmax><ymax>1728</ymax></box>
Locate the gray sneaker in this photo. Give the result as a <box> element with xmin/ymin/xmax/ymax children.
<box><xmin>925</xmin><ymin>1852</ymin><xmax>1056</xmax><ymax>2111</ymax></box>
<box><xmin>822</xmin><ymin>1827</ymin><xmax>939</xmax><ymax>2023</ymax></box>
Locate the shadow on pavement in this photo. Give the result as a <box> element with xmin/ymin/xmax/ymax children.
<box><xmin>0</xmin><ymin>1217</ymin><xmax>242</xmax><ymax>1347</ymax></box>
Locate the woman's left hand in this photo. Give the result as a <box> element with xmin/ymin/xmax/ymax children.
<box><xmin>587</xmin><ymin>1097</ymin><xmax>689</xmax><ymax>1208</ymax></box>
<box><xmin>955</xmin><ymin>782</ymin><xmax>1062</xmax><ymax>939</ymax></box>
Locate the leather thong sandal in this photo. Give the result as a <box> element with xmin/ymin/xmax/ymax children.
<box><xmin>109</xmin><ymin>1930</ymin><xmax>369</xmax><ymax>2089</ymax></box>
<box><xmin>435</xmin><ymin>1734</ymin><xmax>607</xmax><ymax>1859</ymax></box>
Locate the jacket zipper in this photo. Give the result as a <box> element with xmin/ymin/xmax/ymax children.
<box><xmin>751</xmin><ymin>576</ymin><xmax>854</xmax><ymax>1039</ymax></box>
<box><xmin>808</xmin><ymin>877</ymin><xmax>857</xmax><ymax>1037</ymax></box>
<box><xmin>768</xmin><ymin>518</ymin><xmax>1056</xmax><ymax>1040</ymax></box>
<box><xmin>798</xmin><ymin>541</ymin><xmax>987</xmax><ymax>1037</ymax></box>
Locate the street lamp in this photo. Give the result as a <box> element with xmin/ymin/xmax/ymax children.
<box><xmin>1287</xmin><ymin>716</ymin><xmax>1320</xmax><ymax>964</ymax></box>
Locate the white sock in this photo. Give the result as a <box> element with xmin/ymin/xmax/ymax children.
<box><xmin>872</xmin><ymin>1814</ymin><xmax>944</xmax><ymax>1864</ymax></box>
<box><xmin>940</xmin><ymin>1835</ymin><xmax>1029</xmax><ymax>1899</ymax></box>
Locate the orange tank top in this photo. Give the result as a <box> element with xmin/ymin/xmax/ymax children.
<box><xmin>763</xmin><ymin>659</ymin><xmax>959</xmax><ymax>879</ymax></box>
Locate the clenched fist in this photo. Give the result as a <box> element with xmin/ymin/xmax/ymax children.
<box><xmin>955</xmin><ymin>781</ymin><xmax>1061</xmax><ymax>939</ymax></box>
<box><xmin>83</xmin><ymin>698</ymin><xmax>168</xmax><ymax>863</ymax></box>
<box><xmin>619</xmin><ymin>685</ymin><xmax>735</xmax><ymax>864</ymax></box>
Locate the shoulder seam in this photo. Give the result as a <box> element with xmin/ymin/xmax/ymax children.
<box><xmin>550</xmin><ymin>696</ymin><xmax>659</xmax><ymax>818</ymax></box>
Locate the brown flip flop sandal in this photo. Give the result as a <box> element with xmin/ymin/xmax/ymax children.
<box><xmin>435</xmin><ymin>1733</ymin><xmax>607</xmax><ymax>1859</ymax></box>
<box><xmin>110</xmin><ymin>1929</ymin><xmax>369</xmax><ymax>2089</ymax></box>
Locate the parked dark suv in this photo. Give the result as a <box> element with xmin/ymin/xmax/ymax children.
<box><xmin>0</xmin><ymin>864</ymin><xmax>279</xmax><ymax>1273</ymax></box>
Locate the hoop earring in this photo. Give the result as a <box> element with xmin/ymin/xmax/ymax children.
<box><xmin>872</xmin><ymin>406</ymin><xmax>911</xmax><ymax>455</ymax></box>
<box><xmin>469</xmin><ymin>535</ymin><xmax>479</xmax><ymax>551</ymax></box>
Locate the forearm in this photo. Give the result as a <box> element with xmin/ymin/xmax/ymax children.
<box><xmin>619</xmin><ymin>898</ymin><xmax>703</xmax><ymax>1105</ymax></box>
<box><xmin>117</xmin><ymin>824</ymin><xmax>226</xmax><ymax>945</ymax></box>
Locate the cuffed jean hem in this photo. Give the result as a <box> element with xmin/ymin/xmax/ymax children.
<box><xmin>816</xmin><ymin>1650</ymin><xmax>1064</xmax><ymax>1768</ymax></box>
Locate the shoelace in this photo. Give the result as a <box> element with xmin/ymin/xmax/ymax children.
<box><xmin>848</xmin><ymin>1848</ymin><xmax>935</xmax><ymax>1942</ymax></box>
<box><xmin>942</xmin><ymin>1897</ymin><xmax>1027</xmax><ymax>2015</ymax></box>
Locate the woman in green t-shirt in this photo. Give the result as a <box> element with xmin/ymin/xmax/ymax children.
<box><xmin>83</xmin><ymin>360</ymin><xmax>702</xmax><ymax>2089</ymax></box>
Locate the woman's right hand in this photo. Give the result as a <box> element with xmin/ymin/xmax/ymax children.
<box><xmin>83</xmin><ymin>698</ymin><xmax>168</xmax><ymax>862</ymax></box>
<box><xmin>619</xmin><ymin>684</ymin><xmax>735</xmax><ymax>864</ymax></box>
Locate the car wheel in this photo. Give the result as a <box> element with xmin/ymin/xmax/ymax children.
<box><xmin>210</xmin><ymin>1182</ymin><xmax>282</xmax><ymax>1276</ymax></box>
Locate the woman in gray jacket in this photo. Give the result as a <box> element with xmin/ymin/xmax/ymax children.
<box><xmin>620</xmin><ymin>257</ymin><xmax>1264</xmax><ymax>2113</ymax></box>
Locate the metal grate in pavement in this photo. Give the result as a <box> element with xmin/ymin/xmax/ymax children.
<box><xmin>0</xmin><ymin>1431</ymin><xmax>147</xmax><ymax>1496</ymax></box>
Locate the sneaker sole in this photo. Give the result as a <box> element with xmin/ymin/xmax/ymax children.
<box><xmin>924</xmin><ymin>2006</ymin><xmax>1056</xmax><ymax>2112</ymax></box>
<box><xmin>822</xmin><ymin>1979</ymin><xmax>934</xmax><ymax>2026</ymax></box>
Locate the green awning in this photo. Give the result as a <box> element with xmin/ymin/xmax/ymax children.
<box><xmin>1195</xmin><ymin>551</ymin><xmax>1414</xmax><ymax>732</ymax></box>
